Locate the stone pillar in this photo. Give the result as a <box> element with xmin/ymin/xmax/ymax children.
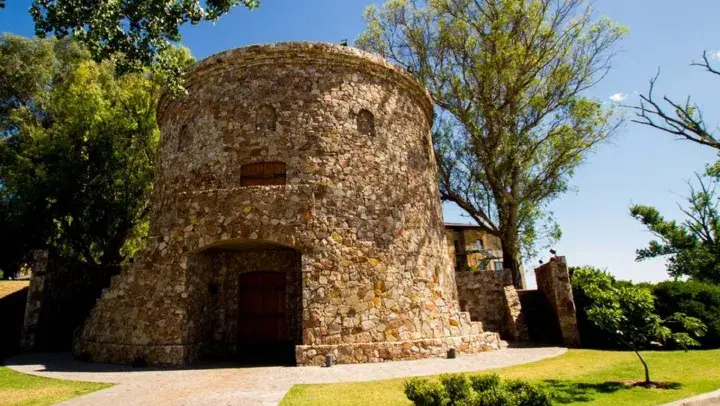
<box><xmin>502</xmin><ymin>286</ymin><xmax>528</xmax><ymax>341</ymax></box>
<box><xmin>534</xmin><ymin>256</ymin><xmax>580</xmax><ymax>346</ymax></box>
<box><xmin>20</xmin><ymin>250</ymin><xmax>49</xmax><ymax>351</ymax></box>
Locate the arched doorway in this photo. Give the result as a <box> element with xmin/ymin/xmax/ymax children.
<box><xmin>188</xmin><ymin>240</ymin><xmax>302</xmax><ymax>365</ymax></box>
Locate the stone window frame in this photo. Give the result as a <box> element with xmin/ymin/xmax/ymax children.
<box><xmin>256</xmin><ymin>104</ymin><xmax>278</xmax><ymax>132</ymax></box>
<box><xmin>356</xmin><ymin>108</ymin><xmax>376</xmax><ymax>137</ymax></box>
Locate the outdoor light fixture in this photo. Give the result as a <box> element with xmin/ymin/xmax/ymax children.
<box><xmin>447</xmin><ymin>348</ymin><xmax>457</xmax><ymax>359</ymax></box>
<box><xmin>325</xmin><ymin>353</ymin><xmax>334</xmax><ymax>367</ymax></box>
<box><xmin>340</xmin><ymin>39</ymin><xmax>348</xmax><ymax>46</ymax></box>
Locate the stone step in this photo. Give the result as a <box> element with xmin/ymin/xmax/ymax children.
<box><xmin>470</xmin><ymin>320</ymin><xmax>483</xmax><ymax>334</ymax></box>
<box><xmin>458</xmin><ymin>311</ymin><xmax>473</xmax><ymax>324</ymax></box>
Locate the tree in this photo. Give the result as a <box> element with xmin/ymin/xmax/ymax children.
<box><xmin>357</xmin><ymin>0</ymin><xmax>626</xmax><ymax>287</ymax></box>
<box><xmin>25</xmin><ymin>0</ymin><xmax>257</xmax><ymax>90</ymax></box>
<box><xmin>632</xmin><ymin>51</ymin><xmax>720</xmax><ymax>151</ymax></box>
<box><xmin>630</xmin><ymin>173</ymin><xmax>720</xmax><ymax>284</ymax></box>
<box><xmin>0</xmin><ymin>35</ymin><xmax>190</xmax><ymax>277</ymax></box>
<box><xmin>576</xmin><ymin>267</ymin><xmax>706</xmax><ymax>386</ymax></box>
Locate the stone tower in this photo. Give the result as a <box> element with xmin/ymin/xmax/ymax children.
<box><xmin>76</xmin><ymin>42</ymin><xmax>499</xmax><ymax>366</ymax></box>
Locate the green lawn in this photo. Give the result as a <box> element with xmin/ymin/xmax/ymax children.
<box><xmin>0</xmin><ymin>367</ymin><xmax>111</xmax><ymax>406</ymax></box>
<box><xmin>281</xmin><ymin>349</ymin><xmax>720</xmax><ymax>405</ymax></box>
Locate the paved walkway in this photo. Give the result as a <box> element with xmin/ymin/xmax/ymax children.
<box><xmin>6</xmin><ymin>346</ymin><xmax>566</xmax><ymax>405</ymax></box>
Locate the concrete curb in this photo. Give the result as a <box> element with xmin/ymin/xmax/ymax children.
<box><xmin>660</xmin><ymin>389</ymin><xmax>720</xmax><ymax>406</ymax></box>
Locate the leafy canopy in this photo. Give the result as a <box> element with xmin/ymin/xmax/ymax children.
<box><xmin>574</xmin><ymin>267</ymin><xmax>706</xmax><ymax>384</ymax></box>
<box><xmin>27</xmin><ymin>0</ymin><xmax>257</xmax><ymax>90</ymax></box>
<box><xmin>357</xmin><ymin>0</ymin><xmax>626</xmax><ymax>287</ymax></box>
<box><xmin>0</xmin><ymin>35</ymin><xmax>191</xmax><ymax>276</ymax></box>
<box><xmin>630</xmin><ymin>172</ymin><xmax>720</xmax><ymax>284</ymax></box>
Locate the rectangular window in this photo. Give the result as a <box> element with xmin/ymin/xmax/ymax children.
<box><xmin>494</xmin><ymin>262</ymin><xmax>504</xmax><ymax>271</ymax></box>
<box><xmin>476</xmin><ymin>239</ymin><xmax>484</xmax><ymax>250</ymax></box>
<box><xmin>241</xmin><ymin>162</ymin><xmax>286</xmax><ymax>186</ymax></box>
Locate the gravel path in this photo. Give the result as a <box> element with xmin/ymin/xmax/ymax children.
<box><xmin>6</xmin><ymin>346</ymin><xmax>566</xmax><ymax>406</ymax></box>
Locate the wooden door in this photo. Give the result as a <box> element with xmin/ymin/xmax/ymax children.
<box><xmin>240</xmin><ymin>162</ymin><xmax>286</xmax><ymax>186</ymax></box>
<box><xmin>237</xmin><ymin>272</ymin><xmax>288</xmax><ymax>342</ymax></box>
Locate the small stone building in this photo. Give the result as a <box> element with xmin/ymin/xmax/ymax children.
<box><xmin>445</xmin><ymin>223</ymin><xmax>504</xmax><ymax>273</ymax></box>
<box><xmin>74</xmin><ymin>43</ymin><xmax>499</xmax><ymax>366</ymax></box>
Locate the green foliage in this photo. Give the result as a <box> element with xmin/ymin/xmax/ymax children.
<box><xmin>570</xmin><ymin>266</ymin><xmax>622</xmax><ymax>349</ymax></box>
<box><xmin>28</xmin><ymin>0</ymin><xmax>249</xmax><ymax>91</ymax></box>
<box><xmin>654</xmin><ymin>280</ymin><xmax>720</xmax><ymax>348</ymax></box>
<box><xmin>404</xmin><ymin>378</ymin><xmax>449</xmax><ymax>406</ymax></box>
<box><xmin>630</xmin><ymin>173</ymin><xmax>720</xmax><ymax>283</ymax></box>
<box><xmin>573</xmin><ymin>266</ymin><xmax>706</xmax><ymax>383</ymax></box>
<box><xmin>357</xmin><ymin>0</ymin><xmax>626</xmax><ymax>286</ymax></box>
<box><xmin>573</xmin><ymin>267</ymin><xmax>706</xmax><ymax>350</ymax></box>
<box><xmin>404</xmin><ymin>373</ymin><xmax>551</xmax><ymax>406</ymax></box>
<box><xmin>0</xmin><ymin>35</ymin><xmax>179</xmax><ymax>277</ymax></box>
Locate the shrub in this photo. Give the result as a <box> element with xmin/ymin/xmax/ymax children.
<box><xmin>404</xmin><ymin>373</ymin><xmax>551</xmax><ymax>406</ymax></box>
<box><xmin>470</xmin><ymin>373</ymin><xmax>501</xmax><ymax>393</ymax></box>
<box><xmin>654</xmin><ymin>280</ymin><xmax>720</xmax><ymax>348</ymax></box>
<box><xmin>404</xmin><ymin>378</ymin><xmax>449</xmax><ymax>406</ymax></box>
<box><xmin>505</xmin><ymin>380</ymin><xmax>552</xmax><ymax>406</ymax></box>
<box><xmin>570</xmin><ymin>266</ymin><xmax>622</xmax><ymax>349</ymax></box>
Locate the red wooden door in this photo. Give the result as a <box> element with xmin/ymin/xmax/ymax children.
<box><xmin>240</xmin><ymin>162</ymin><xmax>286</xmax><ymax>186</ymax></box>
<box><xmin>237</xmin><ymin>272</ymin><xmax>288</xmax><ymax>342</ymax></box>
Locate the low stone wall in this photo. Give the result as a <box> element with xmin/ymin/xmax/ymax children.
<box><xmin>296</xmin><ymin>332</ymin><xmax>500</xmax><ymax>365</ymax></box>
<box><xmin>454</xmin><ymin>270</ymin><xmax>526</xmax><ymax>340</ymax></box>
<box><xmin>22</xmin><ymin>251</ymin><xmax>118</xmax><ymax>352</ymax></box>
<box><xmin>535</xmin><ymin>257</ymin><xmax>580</xmax><ymax>346</ymax></box>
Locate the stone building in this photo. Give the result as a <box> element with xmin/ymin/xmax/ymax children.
<box><xmin>445</xmin><ymin>223</ymin><xmax>504</xmax><ymax>273</ymax></box>
<box><xmin>74</xmin><ymin>42</ymin><xmax>500</xmax><ymax>366</ymax></box>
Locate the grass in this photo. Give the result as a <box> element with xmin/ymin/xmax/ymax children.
<box><xmin>0</xmin><ymin>281</ymin><xmax>29</xmax><ymax>299</ymax></box>
<box><xmin>1</xmin><ymin>281</ymin><xmax>109</xmax><ymax>405</ymax></box>
<box><xmin>281</xmin><ymin>349</ymin><xmax>720</xmax><ymax>405</ymax></box>
<box><xmin>0</xmin><ymin>367</ymin><xmax>111</xmax><ymax>406</ymax></box>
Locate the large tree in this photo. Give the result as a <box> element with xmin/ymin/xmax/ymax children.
<box><xmin>630</xmin><ymin>52</ymin><xmax>720</xmax><ymax>283</ymax></box>
<box><xmin>0</xmin><ymin>35</ymin><xmax>190</xmax><ymax>278</ymax></box>
<box><xmin>358</xmin><ymin>0</ymin><xmax>626</xmax><ymax>287</ymax></box>
<box><xmin>630</xmin><ymin>173</ymin><xmax>720</xmax><ymax>284</ymax></box>
<box><xmin>1</xmin><ymin>0</ymin><xmax>257</xmax><ymax>89</ymax></box>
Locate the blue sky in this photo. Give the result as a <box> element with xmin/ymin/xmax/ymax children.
<box><xmin>2</xmin><ymin>0</ymin><xmax>719</xmax><ymax>284</ymax></box>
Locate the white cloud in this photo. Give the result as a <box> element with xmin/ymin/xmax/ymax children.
<box><xmin>709</xmin><ymin>50</ymin><xmax>720</xmax><ymax>60</ymax></box>
<box><xmin>609</xmin><ymin>92</ymin><xmax>627</xmax><ymax>103</ymax></box>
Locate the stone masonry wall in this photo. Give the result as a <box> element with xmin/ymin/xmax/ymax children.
<box><xmin>76</xmin><ymin>42</ymin><xmax>498</xmax><ymax>365</ymax></box>
<box><xmin>535</xmin><ymin>256</ymin><xmax>580</xmax><ymax>346</ymax></box>
<box><xmin>22</xmin><ymin>251</ymin><xmax>117</xmax><ymax>352</ymax></box>
<box><xmin>454</xmin><ymin>270</ymin><xmax>526</xmax><ymax>341</ymax></box>
<box><xmin>445</xmin><ymin>227</ymin><xmax>503</xmax><ymax>272</ymax></box>
<box><xmin>189</xmin><ymin>249</ymin><xmax>302</xmax><ymax>359</ymax></box>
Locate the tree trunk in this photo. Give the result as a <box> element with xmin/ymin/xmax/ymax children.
<box><xmin>501</xmin><ymin>228</ymin><xmax>524</xmax><ymax>289</ymax></box>
<box><xmin>634</xmin><ymin>350</ymin><xmax>651</xmax><ymax>384</ymax></box>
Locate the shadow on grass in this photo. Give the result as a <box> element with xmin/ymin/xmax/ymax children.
<box><xmin>541</xmin><ymin>379</ymin><xmax>683</xmax><ymax>404</ymax></box>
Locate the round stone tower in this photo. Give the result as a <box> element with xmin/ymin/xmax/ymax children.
<box><xmin>76</xmin><ymin>42</ymin><xmax>499</xmax><ymax>366</ymax></box>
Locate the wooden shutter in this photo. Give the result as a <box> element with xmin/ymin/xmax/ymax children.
<box><xmin>241</xmin><ymin>162</ymin><xmax>286</xmax><ymax>186</ymax></box>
